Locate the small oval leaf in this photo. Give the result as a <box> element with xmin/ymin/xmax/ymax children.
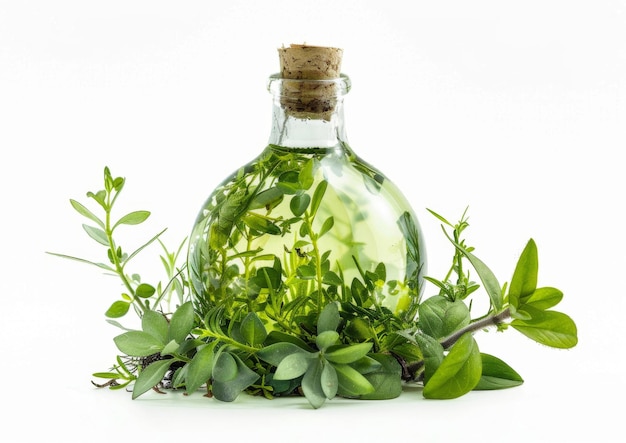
<box><xmin>105</xmin><ymin>300</ymin><xmax>131</xmax><ymax>318</ymax></box>
<box><xmin>136</xmin><ymin>283</ymin><xmax>156</xmax><ymax>299</ymax></box>
<box><xmin>82</xmin><ymin>224</ymin><xmax>109</xmax><ymax>246</ymax></box>
<box><xmin>114</xmin><ymin>210</ymin><xmax>150</xmax><ymax>229</ymax></box>
<box><xmin>423</xmin><ymin>333</ymin><xmax>482</xmax><ymax>399</ymax></box>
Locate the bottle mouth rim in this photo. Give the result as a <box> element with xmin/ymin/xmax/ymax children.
<box><xmin>267</xmin><ymin>73</ymin><xmax>351</xmax><ymax>97</ymax></box>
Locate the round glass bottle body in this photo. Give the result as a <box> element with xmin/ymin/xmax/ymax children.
<box><xmin>188</xmin><ymin>75</ymin><xmax>426</xmax><ymax>330</ymax></box>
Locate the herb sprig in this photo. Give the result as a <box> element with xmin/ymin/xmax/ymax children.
<box><xmin>48</xmin><ymin>167</ymin><xmax>578</xmax><ymax>408</ymax></box>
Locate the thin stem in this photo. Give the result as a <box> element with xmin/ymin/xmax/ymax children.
<box><xmin>105</xmin><ymin>191</ymin><xmax>148</xmax><ymax>314</ymax></box>
<box><xmin>440</xmin><ymin>307</ymin><xmax>511</xmax><ymax>350</ymax></box>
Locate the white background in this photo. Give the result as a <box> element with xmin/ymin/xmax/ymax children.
<box><xmin>1</xmin><ymin>1</ymin><xmax>624</xmax><ymax>441</ymax></box>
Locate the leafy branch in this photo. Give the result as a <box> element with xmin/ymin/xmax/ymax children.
<box><xmin>49</xmin><ymin>167</ymin><xmax>578</xmax><ymax>408</ymax></box>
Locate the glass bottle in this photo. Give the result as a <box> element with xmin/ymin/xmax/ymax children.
<box><xmin>188</xmin><ymin>45</ymin><xmax>426</xmax><ymax>332</ymax></box>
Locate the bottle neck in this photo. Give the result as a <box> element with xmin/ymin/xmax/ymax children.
<box><xmin>268</xmin><ymin>99</ymin><xmax>348</xmax><ymax>148</ymax></box>
<box><xmin>266</xmin><ymin>74</ymin><xmax>351</xmax><ymax>149</ymax></box>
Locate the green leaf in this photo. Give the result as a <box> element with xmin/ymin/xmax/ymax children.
<box><xmin>277</xmin><ymin>170</ymin><xmax>301</xmax><ymax>195</ymax></box>
<box><xmin>132</xmin><ymin>359</ymin><xmax>173</xmax><ymax>399</ymax></box>
<box><xmin>82</xmin><ymin>224</ymin><xmax>109</xmax><ymax>246</ymax></box>
<box><xmin>309</xmin><ymin>180</ymin><xmax>328</xmax><ymax>220</ymax></box>
<box><xmin>92</xmin><ymin>372</ymin><xmax>125</xmax><ymax>380</ymax></box>
<box><xmin>296</xmin><ymin>263</ymin><xmax>317</xmax><ymax>279</ymax></box>
<box><xmin>135</xmin><ymin>283</ymin><xmax>156</xmax><ymax>299</ymax></box>
<box><xmin>474</xmin><ymin>353</ymin><xmax>524</xmax><ymax>390</ymax></box>
<box><xmin>70</xmin><ymin>199</ymin><xmax>104</xmax><ymax>228</ymax></box>
<box><xmin>317</xmin><ymin>302</ymin><xmax>340</xmax><ymax>333</ymax></box>
<box><xmin>412</xmin><ymin>332</ymin><xmax>444</xmax><ymax>383</ymax></box>
<box><xmin>325</xmin><ymin>343</ymin><xmax>373</xmax><ymax>365</ymax></box>
<box><xmin>322</xmin><ymin>270</ymin><xmax>343</xmax><ymax>286</ymax></box>
<box><xmin>87</xmin><ymin>189</ymin><xmax>107</xmax><ymax>209</ymax></box>
<box><xmin>418</xmin><ymin>296</ymin><xmax>471</xmax><ymax>340</ymax></box>
<box><xmin>141</xmin><ymin>310</ymin><xmax>168</xmax><ymax>343</ymax></box>
<box><xmin>358</xmin><ymin>353</ymin><xmax>403</xmax><ymax>400</ymax></box>
<box><xmin>242</xmin><ymin>213</ymin><xmax>281</xmax><ymax>235</ymax></box>
<box><xmin>114</xmin><ymin>210</ymin><xmax>150</xmax><ymax>229</ymax></box>
<box><xmin>349</xmin><ymin>355</ymin><xmax>382</xmax><ymax>375</ymax></box>
<box><xmin>211</xmin><ymin>353</ymin><xmax>260</xmax><ymax>402</ymax></box>
<box><xmin>105</xmin><ymin>300</ymin><xmax>131</xmax><ymax>318</ymax></box>
<box><xmin>274</xmin><ymin>352</ymin><xmax>311</xmax><ymax>380</ymax></box>
<box><xmin>318</xmin><ymin>216</ymin><xmax>335</xmax><ymax>238</ymax></box>
<box><xmin>299</xmin><ymin>158</ymin><xmax>316</xmax><ymax>190</ymax></box>
<box><xmin>168</xmin><ymin>301</ymin><xmax>195</xmax><ymax>343</ymax></box>
<box><xmin>508</xmin><ymin>239</ymin><xmax>538</xmax><ymax>308</ymax></box>
<box><xmin>125</xmin><ymin>228</ymin><xmax>168</xmax><ymax>264</ymax></box>
<box><xmin>257</xmin><ymin>341</ymin><xmax>311</xmax><ymax>366</ymax></box>
<box><xmin>45</xmin><ymin>252</ymin><xmax>115</xmax><ymax>272</ymax></box>
<box><xmin>114</xmin><ymin>331</ymin><xmax>164</xmax><ymax>357</ymax></box>
<box><xmin>511</xmin><ymin>307</ymin><xmax>578</xmax><ymax>349</ymax></box>
<box><xmin>316</xmin><ymin>330</ymin><xmax>340</xmax><ymax>351</ymax></box>
<box><xmin>161</xmin><ymin>339</ymin><xmax>179</xmax><ymax>356</ymax></box>
<box><xmin>290</xmin><ymin>193</ymin><xmax>310</xmax><ymax>217</ymax></box>
<box><xmin>320</xmin><ymin>363</ymin><xmax>338</xmax><ymax>399</ymax></box>
<box><xmin>423</xmin><ymin>333</ymin><xmax>481</xmax><ymax>399</ymax></box>
<box><xmin>301</xmin><ymin>359</ymin><xmax>326</xmax><ymax>409</ymax></box>
<box><xmin>522</xmin><ymin>287</ymin><xmax>563</xmax><ymax>311</ymax></box>
<box><xmin>334</xmin><ymin>363</ymin><xmax>375</xmax><ymax>397</ymax></box>
<box><xmin>240</xmin><ymin>312</ymin><xmax>267</xmax><ymax>346</ymax></box>
<box><xmin>444</xmin><ymin>231</ymin><xmax>503</xmax><ymax>310</ymax></box>
<box><xmin>185</xmin><ymin>342</ymin><xmax>217</xmax><ymax>394</ymax></box>
<box><xmin>249</xmin><ymin>187</ymin><xmax>284</xmax><ymax>210</ymax></box>
<box><xmin>213</xmin><ymin>352</ymin><xmax>238</xmax><ymax>382</ymax></box>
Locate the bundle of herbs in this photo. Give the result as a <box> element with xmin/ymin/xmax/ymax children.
<box><xmin>49</xmin><ymin>167</ymin><xmax>578</xmax><ymax>408</ymax></box>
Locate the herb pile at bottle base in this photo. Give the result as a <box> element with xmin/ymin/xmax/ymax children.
<box><xmin>49</xmin><ymin>167</ymin><xmax>578</xmax><ymax>408</ymax></box>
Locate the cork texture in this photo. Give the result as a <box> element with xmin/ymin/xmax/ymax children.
<box><xmin>276</xmin><ymin>44</ymin><xmax>344</xmax><ymax>120</ymax></box>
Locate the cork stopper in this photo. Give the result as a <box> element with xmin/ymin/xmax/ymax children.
<box><xmin>276</xmin><ymin>44</ymin><xmax>344</xmax><ymax>120</ymax></box>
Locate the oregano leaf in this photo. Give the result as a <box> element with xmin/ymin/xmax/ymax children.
<box><xmin>508</xmin><ymin>239</ymin><xmax>539</xmax><ymax>308</ymax></box>
<box><xmin>105</xmin><ymin>300</ymin><xmax>131</xmax><ymax>318</ymax></box>
<box><xmin>521</xmin><ymin>286</ymin><xmax>563</xmax><ymax>311</ymax></box>
<box><xmin>423</xmin><ymin>333</ymin><xmax>481</xmax><ymax>399</ymax></box>
<box><xmin>511</xmin><ymin>307</ymin><xmax>578</xmax><ymax>349</ymax></box>
<box><xmin>135</xmin><ymin>283</ymin><xmax>156</xmax><ymax>299</ymax></box>
<box><xmin>474</xmin><ymin>353</ymin><xmax>524</xmax><ymax>390</ymax></box>
<box><xmin>290</xmin><ymin>193</ymin><xmax>310</xmax><ymax>217</ymax></box>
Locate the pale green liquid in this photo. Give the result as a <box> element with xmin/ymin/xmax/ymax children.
<box><xmin>188</xmin><ymin>144</ymin><xmax>426</xmax><ymax>326</ymax></box>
